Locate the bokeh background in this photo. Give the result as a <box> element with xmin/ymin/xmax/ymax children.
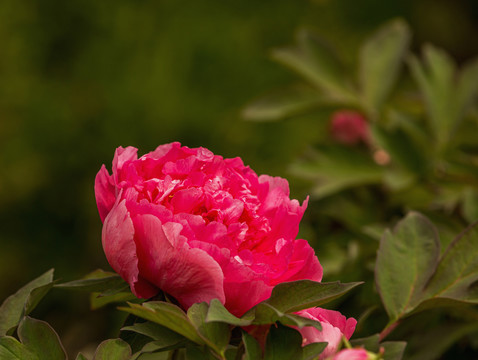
<box><xmin>2</xmin><ymin>0</ymin><xmax>478</xmax><ymax>356</ymax></box>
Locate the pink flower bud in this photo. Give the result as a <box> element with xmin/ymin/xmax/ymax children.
<box><xmin>330</xmin><ymin>111</ymin><xmax>369</xmax><ymax>145</ymax></box>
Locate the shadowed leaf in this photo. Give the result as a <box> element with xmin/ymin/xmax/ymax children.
<box><xmin>0</xmin><ymin>269</ymin><xmax>54</xmax><ymax>336</ymax></box>
<box><xmin>359</xmin><ymin>19</ymin><xmax>410</xmax><ymax>116</ymax></box>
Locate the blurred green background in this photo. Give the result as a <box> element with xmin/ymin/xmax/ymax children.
<box><xmin>1</xmin><ymin>0</ymin><xmax>478</xmax><ymax>356</ymax></box>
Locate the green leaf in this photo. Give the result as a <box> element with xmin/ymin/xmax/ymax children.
<box><xmin>420</xmin><ymin>220</ymin><xmax>478</xmax><ymax>303</ymax></box>
<box><xmin>302</xmin><ymin>342</ymin><xmax>327</xmax><ymax>360</ymax></box>
<box><xmin>455</xmin><ymin>57</ymin><xmax>478</xmax><ymax>121</ymax></box>
<box><xmin>205</xmin><ymin>299</ymin><xmax>253</xmax><ymax>327</ymax></box>
<box><xmin>290</xmin><ymin>147</ymin><xmax>383</xmax><ymax>199</ymax></box>
<box><xmin>406</xmin><ymin>322</ymin><xmax>478</xmax><ymax>360</ymax></box>
<box><xmin>242</xmin><ymin>331</ymin><xmax>262</xmax><ymax>360</ymax></box>
<box><xmin>0</xmin><ymin>269</ymin><xmax>54</xmax><ymax>336</ymax></box>
<box><xmin>375</xmin><ymin>212</ymin><xmax>440</xmax><ymax>322</ymax></box>
<box><xmin>462</xmin><ymin>187</ymin><xmax>478</xmax><ymax>223</ymax></box>
<box><xmin>55</xmin><ymin>269</ymin><xmax>126</xmax><ymax>293</ymax></box>
<box><xmin>75</xmin><ymin>353</ymin><xmax>89</xmax><ymax>360</ymax></box>
<box><xmin>264</xmin><ymin>324</ymin><xmax>303</xmax><ymax>360</ymax></box>
<box><xmin>370</xmin><ymin>120</ymin><xmax>427</xmax><ymax>175</ymax></box>
<box><xmin>260</xmin><ymin>280</ymin><xmax>362</xmax><ymax>314</ymax></box>
<box><xmin>382</xmin><ymin>341</ymin><xmax>407</xmax><ymax>360</ymax></box>
<box><xmin>224</xmin><ymin>347</ymin><xmax>238</xmax><ymax>360</ymax></box>
<box><xmin>270</xmin><ymin>29</ymin><xmax>356</xmax><ymax>104</ymax></box>
<box><xmin>93</xmin><ymin>339</ymin><xmax>131</xmax><ymax>360</ymax></box>
<box><xmin>122</xmin><ymin>321</ymin><xmax>186</xmax><ymax>345</ymax></box>
<box><xmin>18</xmin><ymin>317</ymin><xmax>66</xmax><ymax>360</ymax></box>
<box><xmin>185</xmin><ymin>344</ymin><xmax>215</xmax><ymax>360</ymax></box>
<box><xmin>408</xmin><ymin>45</ymin><xmax>456</xmax><ymax>149</ymax></box>
<box><xmin>0</xmin><ymin>336</ymin><xmax>38</xmax><ymax>360</ymax></box>
<box><xmin>24</xmin><ymin>283</ymin><xmax>56</xmax><ymax>317</ymax></box>
<box><xmin>130</xmin><ymin>339</ymin><xmax>189</xmax><ymax>360</ymax></box>
<box><xmin>350</xmin><ymin>334</ymin><xmax>380</xmax><ymax>352</ymax></box>
<box><xmin>90</xmin><ymin>291</ymin><xmax>137</xmax><ymax>310</ymax></box>
<box><xmin>359</xmin><ymin>19</ymin><xmax>410</xmax><ymax>116</ymax></box>
<box><xmin>252</xmin><ymin>303</ymin><xmax>322</xmax><ymax>331</ymax></box>
<box><xmin>242</xmin><ymin>84</ymin><xmax>322</xmax><ymax>121</ymax></box>
<box><xmin>118</xmin><ymin>302</ymin><xmax>205</xmax><ymax>345</ymax></box>
<box><xmin>187</xmin><ymin>302</ymin><xmax>230</xmax><ymax>356</ymax></box>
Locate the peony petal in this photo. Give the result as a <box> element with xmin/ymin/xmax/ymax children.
<box><xmin>133</xmin><ymin>214</ymin><xmax>225</xmax><ymax>308</ymax></box>
<box><xmin>333</xmin><ymin>348</ymin><xmax>368</xmax><ymax>360</ymax></box>
<box><xmin>170</xmin><ymin>188</ymin><xmax>204</xmax><ymax>213</ymax></box>
<box><xmin>95</xmin><ymin>165</ymin><xmax>116</xmax><ymax>223</ymax></box>
<box><xmin>112</xmin><ymin>146</ymin><xmax>138</xmax><ymax>184</ymax></box>
<box><xmin>273</xmin><ymin>239</ymin><xmax>323</xmax><ymax>284</ymax></box>
<box><xmin>102</xmin><ymin>199</ymin><xmax>157</xmax><ymax>298</ymax></box>
<box><xmin>224</xmin><ymin>279</ymin><xmax>272</xmax><ymax>317</ymax></box>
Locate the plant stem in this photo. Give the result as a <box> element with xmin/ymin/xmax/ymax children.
<box><xmin>379</xmin><ymin>320</ymin><xmax>400</xmax><ymax>342</ymax></box>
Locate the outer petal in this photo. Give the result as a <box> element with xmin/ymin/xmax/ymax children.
<box><xmin>132</xmin><ymin>214</ymin><xmax>225</xmax><ymax>308</ymax></box>
<box><xmin>224</xmin><ymin>279</ymin><xmax>272</xmax><ymax>317</ymax></box>
<box><xmin>95</xmin><ymin>165</ymin><xmax>116</xmax><ymax>222</ymax></box>
<box><xmin>102</xmin><ymin>199</ymin><xmax>157</xmax><ymax>298</ymax></box>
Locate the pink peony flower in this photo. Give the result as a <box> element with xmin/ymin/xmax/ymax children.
<box><xmin>95</xmin><ymin>142</ymin><xmax>323</xmax><ymax>316</ymax></box>
<box><xmin>296</xmin><ymin>307</ymin><xmax>357</xmax><ymax>359</ymax></box>
<box><xmin>332</xmin><ymin>348</ymin><xmax>369</xmax><ymax>360</ymax></box>
<box><xmin>330</xmin><ymin>110</ymin><xmax>369</xmax><ymax>145</ymax></box>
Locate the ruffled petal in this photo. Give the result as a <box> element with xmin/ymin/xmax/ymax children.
<box><xmin>95</xmin><ymin>165</ymin><xmax>116</xmax><ymax>222</ymax></box>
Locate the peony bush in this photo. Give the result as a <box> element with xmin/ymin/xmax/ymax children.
<box><xmin>2</xmin><ymin>142</ymin><xmax>478</xmax><ymax>359</ymax></box>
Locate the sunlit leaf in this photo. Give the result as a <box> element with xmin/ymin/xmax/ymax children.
<box><xmin>187</xmin><ymin>302</ymin><xmax>230</xmax><ymax>356</ymax></box>
<box><xmin>0</xmin><ymin>336</ymin><xmax>38</xmax><ymax>360</ymax></box>
<box><xmin>205</xmin><ymin>299</ymin><xmax>253</xmax><ymax>326</ymax></box>
<box><xmin>420</xmin><ymin>220</ymin><xmax>478</xmax><ymax>303</ymax></box>
<box><xmin>18</xmin><ymin>317</ymin><xmax>66</xmax><ymax>360</ymax></box>
<box><xmin>375</xmin><ymin>212</ymin><xmax>440</xmax><ymax>322</ymax></box>
<box><xmin>118</xmin><ymin>302</ymin><xmax>205</xmax><ymax>345</ymax></box>
<box><xmin>93</xmin><ymin>339</ymin><xmax>131</xmax><ymax>360</ymax></box>
<box><xmin>259</xmin><ymin>280</ymin><xmax>362</xmax><ymax>314</ymax></box>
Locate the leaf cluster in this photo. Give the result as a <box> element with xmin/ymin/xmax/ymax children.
<box><xmin>0</xmin><ymin>269</ymin><xmax>362</xmax><ymax>359</ymax></box>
